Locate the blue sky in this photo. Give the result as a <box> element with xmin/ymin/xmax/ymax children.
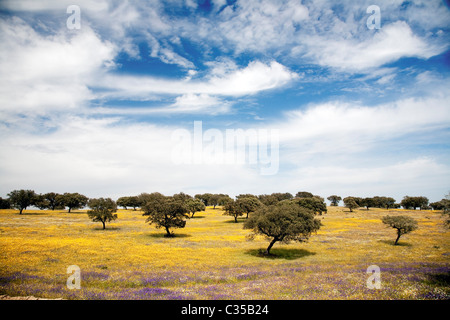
<box><xmin>0</xmin><ymin>0</ymin><xmax>449</xmax><ymax>203</ymax></box>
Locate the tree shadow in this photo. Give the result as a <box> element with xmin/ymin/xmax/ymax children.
<box><xmin>378</xmin><ymin>239</ymin><xmax>413</xmax><ymax>247</ymax></box>
<box><xmin>224</xmin><ymin>218</ymin><xmax>246</xmax><ymax>224</ymax></box>
<box><xmin>93</xmin><ymin>226</ymin><xmax>121</xmax><ymax>231</ymax></box>
<box><xmin>148</xmin><ymin>233</ymin><xmax>192</xmax><ymax>238</ymax></box>
<box><xmin>189</xmin><ymin>215</ymin><xmax>206</xmax><ymax>219</ymax></box>
<box><xmin>20</xmin><ymin>212</ymin><xmax>46</xmax><ymax>216</ymax></box>
<box><xmin>245</xmin><ymin>248</ymin><xmax>316</xmax><ymax>260</ymax></box>
<box><xmin>423</xmin><ymin>272</ymin><xmax>450</xmax><ymax>287</ymax></box>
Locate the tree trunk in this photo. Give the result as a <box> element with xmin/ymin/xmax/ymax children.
<box><xmin>68</xmin><ymin>207</ymin><xmax>71</xmax><ymax>213</ymax></box>
<box><xmin>246</xmin><ymin>212</ymin><xmax>249</xmax><ymax>219</ymax></box>
<box><xmin>234</xmin><ymin>215</ymin><xmax>238</xmax><ymax>223</ymax></box>
<box><xmin>165</xmin><ymin>226</ymin><xmax>172</xmax><ymax>237</ymax></box>
<box><xmin>265</xmin><ymin>238</ymin><xmax>278</xmax><ymax>255</ymax></box>
<box><xmin>19</xmin><ymin>208</ymin><xmax>23</xmax><ymax>214</ymax></box>
<box><xmin>394</xmin><ymin>230</ymin><xmax>401</xmax><ymax>245</ymax></box>
<box><xmin>102</xmin><ymin>221</ymin><xmax>106</xmax><ymax>230</ymax></box>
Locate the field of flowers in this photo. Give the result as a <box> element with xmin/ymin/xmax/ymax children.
<box><xmin>0</xmin><ymin>206</ymin><xmax>449</xmax><ymax>300</ymax></box>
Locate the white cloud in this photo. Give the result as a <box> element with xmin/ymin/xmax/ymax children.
<box><xmin>301</xmin><ymin>21</ymin><xmax>440</xmax><ymax>72</ymax></box>
<box><xmin>211</xmin><ymin>0</ymin><xmax>227</xmax><ymax>12</ymax></box>
<box><xmin>215</xmin><ymin>0</ymin><xmax>309</xmax><ymax>53</ymax></box>
<box><xmin>168</xmin><ymin>94</ymin><xmax>231</xmax><ymax>114</ymax></box>
<box><xmin>96</xmin><ymin>60</ymin><xmax>299</xmax><ymax>99</ymax></box>
<box><xmin>0</xmin><ymin>0</ymin><xmax>110</xmax><ymax>12</ymax></box>
<box><xmin>170</xmin><ymin>0</ymin><xmax>448</xmax><ymax>73</ymax></box>
<box><xmin>0</xmin><ymin>114</ymin><xmax>262</xmax><ymax>198</ymax></box>
<box><xmin>1</xmin><ymin>1</ymin><xmax>449</xmax><ymax>202</ymax></box>
<box><xmin>4</xmin><ymin>0</ymin><xmax>448</xmax><ymax>75</ymax></box>
<box><xmin>0</xmin><ymin>16</ymin><xmax>116</xmax><ymax>113</ymax></box>
<box><xmin>92</xmin><ymin>94</ymin><xmax>232</xmax><ymax>115</ymax></box>
<box><xmin>278</xmin><ymin>93</ymin><xmax>450</xmax><ymax>156</ymax></box>
<box><xmin>281</xmin><ymin>157</ymin><xmax>450</xmax><ymax>202</ymax></box>
<box><xmin>0</xmin><ymin>15</ymin><xmax>298</xmax><ymax>117</ymax></box>
<box><xmin>1</xmin><ymin>111</ymin><xmax>448</xmax><ymax>201</ymax></box>
<box><xmin>155</xmin><ymin>46</ymin><xmax>195</xmax><ymax>69</ymax></box>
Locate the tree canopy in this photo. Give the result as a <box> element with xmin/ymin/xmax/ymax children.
<box><xmin>60</xmin><ymin>193</ymin><xmax>88</xmax><ymax>213</ymax></box>
<box><xmin>343</xmin><ymin>197</ymin><xmax>359</xmax><ymax>212</ymax></box>
<box><xmin>185</xmin><ymin>198</ymin><xmax>206</xmax><ymax>218</ymax></box>
<box><xmin>327</xmin><ymin>195</ymin><xmax>342</xmax><ymax>206</ymax></box>
<box><xmin>381</xmin><ymin>215</ymin><xmax>418</xmax><ymax>245</ymax></box>
<box><xmin>87</xmin><ymin>198</ymin><xmax>118</xmax><ymax>230</ymax></box>
<box><xmin>293</xmin><ymin>196</ymin><xmax>327</xmax><ymax>215</ymax></box>
<box><xmin>7</xmin><ymin>189</ymin><xmax>36</xmax><ymax>214</ymax></box>
<box><xmin>223</xmin><ymin>200</ymin><xmax>244</xmax><ymax>223</ymax></box>
<box><xmin>400</xmin><ymin>196</ymin><xmax>429</xmax><ymax>210</ymax></box>
<box><xmin>141</xmin><ymin>195</ymin><xmax>189</xmax><ymax>237</ymax></box>
<box><xmin>295</xmin><ymin>191</ymin><xmax>314</xmax><ymax>198</ymax></box>
<box><xmin>236</xmin><ymin>196</ymin><xmax>262</xmax><ymax>218</ymax></box>
<box><xmin>244</xmin><ymin>201</ymin><xmax>321</xmax><ymax>255</ymax></box>
<box><xmin>116</xmin><ymin>196</ymin><xmax>141</xmax><ymax>210</ymax></box>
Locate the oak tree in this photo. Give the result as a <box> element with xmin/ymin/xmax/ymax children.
<box><xmin>223</xmin><ymin>200</ymin><xmax>245</xmax><ymax>223</ymax></box>
<box><xmin>87</xmin><ymin>198</ymin><xmax>118</xmax><ymax>230</ymax></box>
<box><xmin>382</xmin><ymin>215</ymin><xmax>418</xmax><ymax>245</ymax></box>
<box><xmin>327</xmin><ymin>195</ymin><xmax>342</xmax><ymax>206</ymax></box>
<box><xmin>186</xmin><ymin>198</ymin><xmax>206</xmax><ymax>218</ymax></box>
<box><xmin>343</xmin><ymin>196</ymin><xmax>359</xmax><ymax>212</ymax></box>
<box><xmin>142</xmin><ymin>196</ymin><xmax>189</xmax><ymax>237</ymax></box>
<box><xmin>7</xmin><ymin>189</ymin><xmax>36</xmax><ymax>214</ymax></box>
<box><xmin>60</xmin><ymin>193</ymin><xmax>88</xmax><ymax>213</ymax></box>
<box><xmin>236</xmin><ymin>196</ymin><xmax>262</xmax><ymax>218</ymax></box>
<box><xmin>244</xmin><ymin>201</ymin><xmax>321</xmax><ymax>255</ymax></box>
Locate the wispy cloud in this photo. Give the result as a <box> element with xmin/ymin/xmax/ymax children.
<box><xmin>91</xmin><ymin>94</ymin><xmax>232</xmax><ymax>116</ymax></box>
<box><xmin>300</xmin><ymin>21</ymin><xmax>442</xmax><ymax>72</ymax></box>
<box><xmin>95</xmin><ymin>60</ymin><xmax>299</xmax><ymax>99</ymax></box>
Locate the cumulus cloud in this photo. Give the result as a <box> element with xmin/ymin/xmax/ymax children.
<box><xmin>0</xmin><ymin>16</ymin><xmax>116</xmax><ymax>113</ymax></box>
<box><xmin>0</xmin><ymin>15</ymin><xmax>297</xmax><ymax>116</ymax></box>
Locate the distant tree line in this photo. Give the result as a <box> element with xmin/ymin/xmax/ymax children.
<box><xmin>342</xmin><ymin>196</ymin><xmax>398</xmax><ymax>211</ymax></box>
<box><xmin>4</xmin><ymin>189</ymin><xmax>449</xmax><ymax>215</ymax></box>
<box><xmin>2</xmin><ymin>189</ymin><xmax>449</xmax><ymax>253</ymax></box>
<box><xmin>339</xmin><ymin>195</ymin><xmax>449</xmax><ymax>212</ymax></box>
<box><xmin>3</xmin><ymin>190</ymin><xmax>89</xmax><ymax>214</ymax></box>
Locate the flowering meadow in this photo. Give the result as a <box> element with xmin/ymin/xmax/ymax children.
<box><xmin>0</xmin><ymin>206</ymin><xmax>448</xmax><ymax>300</ymax></box>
